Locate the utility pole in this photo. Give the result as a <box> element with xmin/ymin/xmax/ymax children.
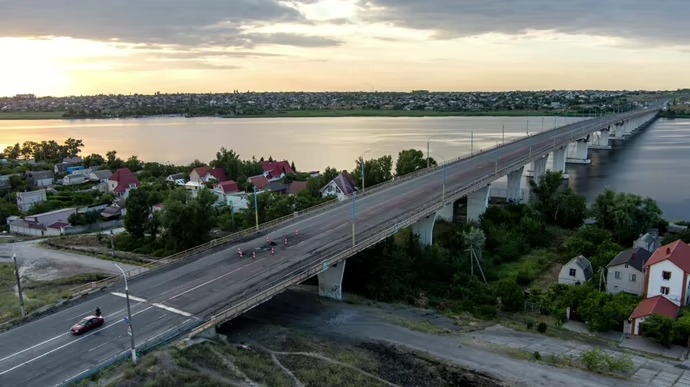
<box><xmin>470</xmin><ymin>130</ymin><xmax>474</xmax><ymax>155</ymax></box>
<box><xmin>502</xmin><ymin>124</ymin><xmax>505</xmax><ymax>144</ymax></box>
<box><xmin>114</xmin><ymin>264</ymin><xmax>137</xmax><ymax>365</ymax></box>
<box><xmin>253</xmin><ymin>185</ymin><xmax>259</xmax><ymax>232</ymax></box>
<box><xmin>12</xmin><ymin>243</ymin><xmax>26</xmax><ymax>317</ymax></box>
<box><xmin>427</xmin><ymin>138</ymin><xmax>430</xmax><ymax>168</ymax></box>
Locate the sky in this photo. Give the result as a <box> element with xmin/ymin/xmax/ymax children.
<box><xmin>0</xmin><ymin>0</ymin><xmax>689</xmax><ymax>97</ymax></box>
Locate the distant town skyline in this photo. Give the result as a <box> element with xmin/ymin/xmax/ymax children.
<box><xmin>1</xmin><ymin>0</ymin><xmax>689</xmax><ymax>97</ymax></box>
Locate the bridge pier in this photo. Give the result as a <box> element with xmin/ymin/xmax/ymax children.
<box><xmin>528</xmin><ymin>154</ymin><xmax>549</xmax><ymax>182</ymax></box>
<box><xmin>566</xmin><ymin>138</ymin><xmax>591</xmax><ymax>164</ymax></box>
<box><xmin>550</xmin><ymin>147</ymin><xmax>569</xmax><ymax>178</ymax></box>
<box><xmin>411</xmin><ymin>212</ymin><xmax>437</xmax><ymax>245</ymax></box>
<box><xmin>436</xmin><ymin>202</ymin><xmax>454</xmax><ymax>223</ymax></box>
<box><xmin>589</xmin><ymin>127</ymin><xmax>611</xmax><ymax>150</ymax></box>
<box><xmin>467</xmin><ymin>185</ymin><xmax>491</xmax><ymax>222</ymax></box>
<box><xmin>318</xmin><ymin>261</ymin><xmax>346</xmax><ymax>300</ymax></box>
<box><xmin>506</xmin><ymin>166</ymin><xmax>524</xmax><ymax>203</ymax></box>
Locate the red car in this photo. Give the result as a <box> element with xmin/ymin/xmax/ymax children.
<box><xmin>70</xmin><ymin>315</ymin><xmax>105</xmax><ymax>335</ymax></box>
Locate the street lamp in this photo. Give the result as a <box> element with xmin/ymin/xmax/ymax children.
<box><xmin>12</xmin><ymin>243</ymin><xmax>26</xmax><ymax>317</ymax></box>
<box><xmin>252</xmin><ymin>185</ymin><xmax>259</xmax><ymax>232</ymax></box>
<box><xmin>360</xmin><ymin>149</ymin><xmax>371</xmax><ymax>193</ymax></box>
<box><xmin>351</xmin><ymin>191</ymin><xmax>356</xmax><ymax>247</ymax></box>
<box><xmin>113</xmin><ymin>263</ymin><xmax>137</xmax><ymax>365</ymax></box>
<box><xmin>110</xmin><ymin>229</ymin><xmax>115</xmax><ymax>258</ymax></box>
<box><xmin>428</xmin><ymin>153</ymin><xmax>447</xmax><ymax>202</ymax></box>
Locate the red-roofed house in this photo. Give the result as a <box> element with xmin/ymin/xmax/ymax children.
<box><xmin>262</xmin><ymin>160</ymin><xmax>294</xmax><ymax>179</ymax></box>
<box><xmin>249</xmin><ymin>175</ymin><xmax>270</xmax><ymax>190</ymax></box>
<box><xmin>287</xmin><ymin>181</ymin><xmax>307</xmax><ymax>195</ymax></box>
<box><xmin>629</xmin><ymin>295</ymin><xmax>680</xmax><ymax>335</ymax></box>
<box><xmin>190</xmin><ymin>166</ymin><xmax>228</xmax><ymax>184</ymax></box>
<box><xmin>644</xmin><ymin>240</ymin><xmax>690</xmax><ymax>306</ymax></box>
<box><xmin>107</xmin><ymin>168</ymin><xmax>141</xmax><ymax>199</ymax></box>
<box><xmin>215</xmin><ymin>180</ymin><xmax>240</xmax><ymax>194</ymax></box>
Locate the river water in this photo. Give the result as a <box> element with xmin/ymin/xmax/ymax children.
<box><xmin>1</xmin><ymin>115</ymin><xmax>688</xmax><ymax>221</ymax></box>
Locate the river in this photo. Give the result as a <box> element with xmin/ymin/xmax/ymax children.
<box><xmin>0</xmin><ymin>115</ymin><xmax>688</xmax><ymax>221</ymax></box>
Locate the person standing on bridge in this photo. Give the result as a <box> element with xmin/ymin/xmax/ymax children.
<box><xmin>271</xmin><ymin>247</ymin><xmax>275</xmax><ymax>255</ymax></box>
<box><xmin>252</xmin><ymin>251</ymin><xmax>256</xmax><ymax>259</ymax></box>
<box><xmin>295</xmin><ymin>229</ymin><xmax>299</xmax><ymax>237</ymax></box>
<box><xmin>284</xmin><ymin>237</ymin><xmax>288</xmax><ymax>245</ymax></box>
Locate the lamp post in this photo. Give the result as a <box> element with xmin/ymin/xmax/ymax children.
<box><xmin>360</xmin><ymin>149</ymin><xmax>371</xmax><ymax>193</ymax></box>
<box><xmin>114</xmin><ymin>263</ymin><xmax>137</xmax><ymax>365</ymax></box>
<box><xmin>12</xmin><ymin>243</ymin><xmax>26</xmax><ymax>317</ymax></box>
<box><xmin>253</xmin><ymin>185</ymin><xmax>259</xmax><ymax>232</ymax></box>
<box><xmin>428</xmin><ymin>153</ymin><xmax>446</xmax><ymax>202</ymax></box>
<box><xmin>351</xmin><ymin>191</ymin><xmax>356</xmax><ymax>247</ymax></box>
<box><xmin>470</xmin><ymin>130</ymin><xmax>474</xmax><ymax>155</ymax></box>
<box><xmin>426</xmin><ymin>137</ymin><xmax>431</xmax><ymax>168</ymax></box>
<box><xmin>110</xmin><ymin>229</ymin><xmax>115</xmax><ymax>258</ymax></box>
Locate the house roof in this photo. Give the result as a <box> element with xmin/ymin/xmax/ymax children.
<box><xmin>109</xmin><ymin>168</ymin><xmax>141</xmax><ymax>190</ymax></box>
<box><xmin>326</xmin><ymin>172</ymin><xmax>358</xmax><ymax>195</ymax></box>
<box><xmin>570</xmin><ymin>255</ymin><xmax>594</xmax><ymax>280</ymax></box>
<box><xmin>207</xmin><ymin>168</ymin><xmax>228</xmax><ymax>182</ymax></box>
<box><xmin>168</xmin><ymin>173</ymin><xmax>184</xmax><ymax>180</ymax></box>
<box><xmin>217</xmin><ymin>180</ymin><xmax>239</xmax><ymax>194</ymax></box>
<box><xmin>249</xmin><ymin>175</ymin><xmax>270</xmax><ymax>190</ymax></box>
<box><xmin>101</xmin><ymin>206</ymin><xmax>121</xmax><ymax>217</ymax></box>
<box><xmin>646</xmin><ymin>240</ymin><xmax>690</xmax><ymax>273</ymax></box>
<box><xmin>47</xmin><ymin>221</ymin><xmax>70</xmax><ymax>229</ymax></box>
<box><xmin>92</xmin><ymin>170</ymin><xmax>113</xmax><ymax>180</ymax></box>
<box><xmin>27</xmin><ymin>170</ymin><xmax>54</xmax><ymax>180</ymax></box>
<box><xmin>192</xmin><ymin>166</ymin><xmax>210</xmax><ymax>178</ymax></box>
<box><xmin>607</xmin><ymin>247</ymin><xmax>652</xmax><ymax>272</ymax></box>
<box><xmin>630</xmin><ymin>295</ymin><xmax>680</xmax><ymax>319</ymax></box>
<box><xmin>267</xmin><ymin>180</ymin><xmax>288</xmax><ymax>193</ymax></box>
<box><xmin>262</xmin><ymin>160</ymin><xmax>294</xmax><ymax>176</ymax></box>
<box><xmin>287</xmin><ymin>181</ymin><xmax>307</xmax><ymax>195</ymax></box>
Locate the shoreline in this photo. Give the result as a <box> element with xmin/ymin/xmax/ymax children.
<box><xmin>0</xmin><ymin>109</ymin><xmax>610</xmax><ymax>121</ymax></box>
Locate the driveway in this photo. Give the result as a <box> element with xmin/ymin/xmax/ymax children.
<box><xmin>0</xmin><ymin>239</ymin><xmax>143</xmax><ymax>281</ymax></box>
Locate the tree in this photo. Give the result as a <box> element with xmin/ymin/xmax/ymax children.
<box><xmin>63</xmin><ymin>138</ymin><xmax>84</xmax><ymax>157</ymax></box>
<box><xmin>106</xmin><ymin>150</ymin><xmax>124</xmax><ymax>170</ymax></box>
<box><xmin>591</xmin><ymin>189</ymin><xmax>662</xmax><ymax>244</ymax></box>
<box><xmin>351</xmin><ymin>155</ymin><xmax>393</xmax><ymax>189</ymax></box>
<box><xmin>395</xmin><ymin>149</ymin><xmax>435</xmax><ymax>176</ymax></box>
<box><xmin>83</xmin><ymin>153</ymin><xmax>105</xmax><ymax>167</ymax></box>
<box><xmin>161</xmin><ymin>188</ymin><xmax>216</xmax><ymax>251</ymax></box>
<box><xmin>124</xmin><ymin>189</ymin><xmax>151</xmax><ymax>239</ymax></box>
<box><xmin>3</xmin><ymin>143</ymin><xmax>20</xmax><ymax>159</ymax></box>
<box><xmin>125</xmin><ymin>155</ymin><xmax>144</xmax><ymax>172</ymax></box>
<box><xmin>210</xmin><ymin>147</ymin><xmax>242</xmax><ymax>181</ymax></box>
<box><xmin>493</xmin><ymin>277</ymin><xmax>525</xmax><ymax>312</ymax></box>
<box><xmin>530</xmin><ymin>171</ymin><xmax>586</xmax><ymax>228</ymax></box>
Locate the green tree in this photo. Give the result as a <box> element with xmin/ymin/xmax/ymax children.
<box><xmin>82</xmin><ymin>153</ymin><xmax>105</xmax><ymax>167</ymax></box>
<box><xmin>642</xmin><ymin>315</ymin><xmax>675</xmax><ymax>347</ymax></box>
<box><xmin>125</xmin><ymin>155</ymin><xmax>144</xmax><ymax>172</ymax></box>
<box><xmin>106</xmin><ymin>150</ymin><xmax>124</xmax><ymax>170</ymax></box>
<box><xmin>493</xmin><ymin>277</ymin><xmax>525</xmax><ymax>312</ymax></box>
<box><xmin>352</xmin><ymin>155</ymin><xmax>393</xmax><ymax>189</ymax></box>
<box><xmin>124</xmin><ymin>189</ymin><xmax>151</xmax><ymax>239</ymax></box>
<box><xmin>63</xmin><ymin>138</ymin><xmax>84</xmax><ymax>157</ymax></box>
<box><xmin>3</xmin><ymin>143</ymin><xmax>20</xmax><ymax>159</ymax></box>
<box><xmin>210</xmin><ymin>147</ymin><xmax>243</xmax><ymax>181</ymax></box>
<box><xmin>530</xmin><ymin>171</ymin><xmax>586</xmax><ymax>228</ymax></box>
<box><xmin>395</xmin><ymin>149</ymin><xmax>435</xmax><ymax>176</ymax></box>
<box><xmin>161</xmin><ymin>188</ymin><xmax>216</xmax><ymax>251</ymax></box>
<box><xmin>591</xmin><ymin>189</ymin><xmax>662</xmax><ymax>244</ymax></box>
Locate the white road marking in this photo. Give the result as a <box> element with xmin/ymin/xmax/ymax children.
<box><xmin>87</xmin><ymin>342</ymin><xmax>107</xmax><ymax>353</ymax></box>
<box><xmin>168</xmin><ymin>258</ymin><xmax>265</xmax><ymax>300</ymax></box>
<box><xmin>0</xmin><ymin>333</ymin><xmax>67</xmax><ymax>363</ymax></box>
<box><xmin>0</xmin><ymin>305</ymin><xmax>155</xmax><ymax>376</ymax></box>
<box><xmin>152</xmin><ymin>303</ymin><xmax>192</xmax><ymax>317</ymax></box>
<box><xmin>110</xmin><ymin>292</ymin><xmax>147</xmax><ymax>303</ymax></box>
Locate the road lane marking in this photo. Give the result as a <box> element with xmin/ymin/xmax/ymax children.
<box><xmin>0</xmin><ymin>333</ymin><xmax>67</xmax><ymax>363</ymax></box>
<box><xmin>167</xmin><ymin>258</ymin><xmax>265</xmax><ymax>301</ymax></box>
<box><xmin>87</xmin><ymin>342</ymin><xmax>108</xmax><ymax>353</ymax></box>
<box><xmin>0</xmin><ymin>305</ymin><xmax>155</xmax><ymax>376</ymax></box>
<box><xmin>152</xmin><ymin>303</ymin><xmax>192</xmax><ymax>317</ymax></box>
<box><xmin>110</xmin><ymin>292</ymin><xmax>147</xmax><ymax>303</ymax></box>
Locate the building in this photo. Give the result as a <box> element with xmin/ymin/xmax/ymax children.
<box><xmin>16</xmin><ymin>189</ymin><xmax>47</xmax><ymax>212</ymax></box>
<box><xmin>189</xmin><ymin>167</ymin><xmax>228</xmax><ymax>184</ymax></box>
<box><xmin>215</xmin><ymin>180</ymin><xmax>240</xmax><ymax>195</ymax></box>
<box><xmin>9</xmin><ymin>207</ymin><xmax>77</xmax><ymax>236</ymax></box>
<box><xmin>0</xmin><ymin>175</ymin><xmax>10</xmax><ymax>190</ymax></box>
<box><xmin>89</xmin><ymin>169</ymin><xmax>112</xmax><ymax>182</ymax></box>
<box><xmin>606</xmin><ymin>247</ymin><xmax>651</xmax><ymax>296</ymax></box>
<box><xmin>320</xmin><ymin>172</ymin><xmax>358</xmax><ymax>201</ymax></box>
<box><xmin>226</xmin><ymin>193</ymin><xmax>249</xmax><ymax>213</ymax></box>
<box><xmin>54</xmin><ymin>162</ymin><xmax>82</xmax><ymax>174</ymax></box>
<box><xmin>262</xmin><ymin>160</ymin><xmax>294</xmax><ymax>178</ymax></box>
<box><xmin>643</xmin><ymin>240</ymin><xmax>690</xmax><ymax>306</ymax></box>
<box><xmin>107</xmin><ymin>168</ymin><xmax>141</xmax><ymax>199</ymax></box>
<box><xmin>63</xmin><ymin>174</ymin><xmax>86</xmax><ymax>186</ymax></box>
<box><xmin>101</xmin><ymin>198</ymin><xmax>126</xmax><ymax>219</ymax></box>
<box><xmin>558</xmin><ymin>255</ymin><xmax>594</xmax><ymax>285</ymax></box>
<box><xmin>166</xmin><ymin>173</ymin><xmax>185</xmax><ymax>184</ymax></box>
<box><xmin>26</xmin><ymin>170</ymin><xmax>54</xmax><ymax>187</ymax></box>
<box><xmin>628</xmin><ymin>295</ymin><xmax>679</xmax><ymax>335</ymax></box>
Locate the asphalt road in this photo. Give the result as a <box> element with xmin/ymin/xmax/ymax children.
<box><xmin>0</xmin><ymin>108</ymin><xmax>659</xmax><ymax>386</ymax></box>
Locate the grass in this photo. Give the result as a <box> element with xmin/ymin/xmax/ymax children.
<box><xmin>382</xmin><ymin>315</ymin><xmax>451</xmax><ymax>335</ymax></box>
<box><xmin>223</xmin><ymin>109</ymin><xmax>567</xmax><ymax>119</ymax></box>
<box><xmin>0</xmin><ymin>111</ymin><xmax>66</xmax><ymax>120</ymax></box>
<box><xmin>278</xmin><ymin>354</ymin><xmax>389</xmax><ymax>387</ymax></box>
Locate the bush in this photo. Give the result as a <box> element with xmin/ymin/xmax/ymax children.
<box><xmin>580</xmin><ymin>348</ymin><xmax>633</xmax><ymax>374</ymax></box>
<box><xmin>533</xmin><ymin>351</ymin><xmax>541</xmax><ymax>360</ymax></box>
<box><xmin>475</xmin><ymin>305</ymin><xmax>497</xmax><ymax>319</ymax></box>
<box><xmin>537</xmin><ymin>322</ymin><xmax>548</xmax><ymax>333</ymax></box>
<box><xmin>526</xmin><ymin>320</ymin><xmax>534</xmax><ymax>330</ymax></box>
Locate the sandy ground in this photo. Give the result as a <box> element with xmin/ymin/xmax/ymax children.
<box><xmin>0</xmin><ymin>236</ymin><xmax>142</xmax><ymax>281</ymax></box>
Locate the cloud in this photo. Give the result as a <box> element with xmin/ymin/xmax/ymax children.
<box><xmin>362</xmin><ymin>0</ymin><xmax>690</xmax><ymax>46</ymax></box>
<box><xmin>0</xmin><ymin>0</ymin><xmax>326</xmax><ymax>47</ymax></box>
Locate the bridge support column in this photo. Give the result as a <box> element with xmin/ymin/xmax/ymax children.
<box><xmin>506</xmin><ymin>166</ymin><xmax>524</xmax><ymax>203</ymax></box>
<box><xmin>590</xmin><ymin>128</ymin><xmax>611</xmax><ymax>150</ymax></box>
<box><xmin>529</xmin><ymin>154</ymin><xmax>549</xmax><ymax>182</ymax></box>
<box><xmin>550</xmin><ymin>147</ymin><xmax>569</xmax><ymax>178</ymax></box>
<box><xmin>436</xmin><ymin>202</ymin><xmax>454</xmax><ymax>223</ymax></box>
<box><xmin>412</xmin><ymin>212</ymin><xmax>437</xmax><ymax>245</ymax></box>
<box><xmin>467</xmin><ymin>185</ymin><xmax>490</xmax><ymax>222</ymax></box>
<box><xmin>318</xmin><ymin>261</ymin><xmax>346</xmax><ymax>300</ymax></box>
<box><xmin>623</xmin><ymin>120</ymin><xmax>633</xmax><ymax>137</ymax></box>
<box><xmin>566</xmin><ymin>139</ymin><xmax>591</xmax><ymax>164</ymax></box>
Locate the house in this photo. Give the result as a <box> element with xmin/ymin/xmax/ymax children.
<box><xmin>643</xmin><ymin>240</ymin><xmax>690</xmax><ymax>306</ymax></box>
<box><xmin>558</xmin><ymin>255</ymin><xmax>594</xmax><ymax>285</ymax></box>
<box><xmin>107</xmin><ymin>168</ymin><xmax>141</xmax><ymax>199</ymax></box>
<box><xmin>189</xmin><ymin>167</ymin><xmax>228</xmax><ymax>184</ymax></box>
<box><xmin>63</xmin><ymin>156</ymin><xmax>82</xmax><ymax>164</ymax></box>
<box><xmin>628</xmin><ymin>295</ymin><xmax>679</xmax><ymax>335</ymax></box>
<box><xmin>26</xmin><ymin>170</ymin><xmax>54</xmax><ymax>187</ymax></box>
<box><xmin>634</xmin><ymin>231</ymin><xmax>661</xmax><ymax>253</ymax></box>
<box><xmin>101</xmin><ymin>198</ymin><xmax>126</xmax><ymax>219</ymax></box>
<box><xmin>320</xmin><ymin>172</ymin><xmax>358</xmax><ymax>201</ymax></box>
<box><xmin>0</xmin><ymin>175</ymin><xmax>10</xmax><ymax>190</ymax></box>
<box><xmin>89</xmin><ymin>169</ymin><xmax>112</xmax><ymax>182</ymax></box>
<box><xmin>249</xmin><ymin>175</ymin><xmax>270</xmax><ymax>190</ymax></box>
<box><xmin>215</xmin><ymin>180</ymin><xmax>240</xmax><ymax>195</ymax></box>
<box><xmin>226</xmin><ymin>192</ymin><xmax>249</xmax><ymax>213</ymax></box>
<box><xmin>63</xmin><ymin>174</ymin><xmax>86</xmax><ymax>186</ymax></box>
<box><xmin>9</xmin><ymin>207</ymin><xmax>77</xmax><ymax>236</ymax></box>
<box><xmin>16</xmin><ymin>189</ymin><xmax>47</xmax><ymax>212</ymax></box>
<box><xmin>54</xmin><ymin>162</ymin><xmax>81</xmax><ymax>174</ymax></box>
<box><xmin>166</xmin><ymin>173</ymin><xmax>185</xmax><ymax>183</ymax></box>
<box><xmin>606</xmin><ymin>247</ymin><xmax>652</xmax><ymax>296</ymax></box>
<box><xmin>287</xmin><ymin>181</ymin><xmax>308</xmax><ymax>195</ymax></box>
<box><xmin>262</xmin><ymin>160</ymin><xmax>294</xmax><ymax>178</ymax></box>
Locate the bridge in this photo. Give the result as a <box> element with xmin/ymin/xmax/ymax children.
<box><xmin>0</xmin><ymin>104</ymin><xmax>665</xmax><ymax>386</ymax></box>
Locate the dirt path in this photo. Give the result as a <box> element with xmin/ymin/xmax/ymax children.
<box><xmin>0</xmin><ymin>239</ymin><xmax>143</xmax><ymax>281</ymax></box>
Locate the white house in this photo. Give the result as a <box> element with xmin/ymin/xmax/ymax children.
<box><xmin>558</xmin><ymin>255</ymin><xmax>594</xmax><ymax>285</ymax></box>
<box><xmin>16</xmin><ymin>189</ymin><xmax>47</xmax><ymax>212</ymax></box>
<box><xmin>63</xmin><ymin>174</ymin><xmax>86</xmax><ymax>186</ymax></box>
<box><xmin>628</xmin><ymin>295</ymin><xmax>679</xmax><ymax>335</ymax></box>
<box><xmin>26</xmin><ymin>170</ymin><xmax>54</xmax><ymax>187</ymax></box>
<box><xmin>643</xmin><ymin>240</ymin><xmax>690</xmax><ymax>306</ymax></box>
<box><xmin>320</xmin><ymin>172</ymin><xmax>358</xmax><ymax>201</ymax></box>
<box><xmin>9</xmin><ymin>207</ymin><xmax>77</xmax><ymax>236</ymax></box>
<box><xmin>226</xmin><ymin>192</ymin><xmax>249</xmax><ymax>213</ymax></box>
<box><xmin>606</xmin><ymin>247</ymin><xmax>651</xmax><ymax>296</ymax></box>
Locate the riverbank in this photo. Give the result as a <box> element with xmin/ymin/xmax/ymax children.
<box><xmin>0</xmin><ymin>109</ymin><xmax>590</xmax><ymax>121</ymax></box>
